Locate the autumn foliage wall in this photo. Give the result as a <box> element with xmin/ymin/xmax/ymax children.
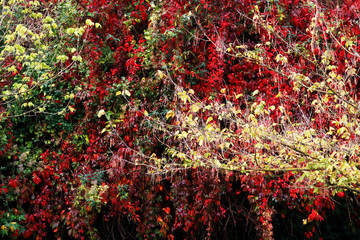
<box><xmin>0</xmin><ymin>0</ymin><xmax>360</xmax><ymax>239</ymax></box>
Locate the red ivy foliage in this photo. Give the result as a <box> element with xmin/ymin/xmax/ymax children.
<box><xmin>1</xmin><ymin>0</ymin><xmax>360</xmax><ymax>239</ymax></box>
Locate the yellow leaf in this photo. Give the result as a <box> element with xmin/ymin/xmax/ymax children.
<box><xmin>341</xmin><ymin>114</ymin><xmax>347</xmax><ymax>124</ymax></box>
<box><xmin>85</xmin><ymin>19</ymin><xmax>94</xmax><ymax>26</ymax></box>
<box><xmin>166</xmin><ymin>110</ymin><xmax>174</xmax><ymax>119</ymax></box>
<box><xmin>97</xmin><ymin>109</ymin><xmax>106</xmax><ymax>118</ymax></box>
<box><xmin>214</xmin><ymin>160</ymin><xmax>221</xmax><ymax>167</ymax></box>
<box><xmin>116</xmin><ymin>91</ymin><xmax>121</xmax><ymax>96</ymax></box>
<box><xmin>248</xmin><ymin>114</ymin><xmax>257</xmax><ymax>124</ymax></box>
<box><xmin>7</xmin><ymin>65</ymin><xmax>17</xmax><ymax>73</ymax></box>
<box><xmin>124</xmin><ymin>90</ymin><xmax>131</xmax><ymax>96</ymax></box>
<box><xmin>68</xmin><ymin>106</ymin><xmax>76</xmax><ymax>113</ymax></box>
<box><xmin>198</xmin><ymin>135</ymin><xmax>204</xmax><ymax>146</ymax></box>
<box><xmin>72</xmin><ymin>55</ymin><xmax>82</xmax><ymax>62</ymax></box>
<box><xmin>178</xmin><ymin>91</ymin><xmax>189</xmax><ymax>103</ymax></box>
<box><xmin>337</xmin><ymin>127</ymin><xmax>347</xmax><ymax>135</ymax></box>
<box><xmin>157</xmin><ymin>70</ymin><xmax>165</xmax><ymax>79</ymax></box>
<box><xmin>191</xmin><ymin>104</ymin><xmax>201</xmax><ymax>113</ymax></box>
<box><xmin>235</xmin><ymin>94</ymin><xmax>243</xmax><ymax>99</ymax></box>
<box><xmin>144</xmin><ymin>110</ymin><xmax>149</xmax><ymax>116</ymax></box>
<box><xmin>195</xmin><ymin>4</ymin><xmax>200</xmax><ymax>12</ymax></box>
<box><xmin>188</xmin><ymin>89</ymin><xmax>195</xmax><ymax>94</ymax></box>
<box><xmin>205</xmin><ymin>124</ymin><xmax>213</xmax><ymax>131</ymax></box>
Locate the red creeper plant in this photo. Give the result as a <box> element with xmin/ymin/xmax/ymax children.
<box><xmin>144</xmin><ymin>0</ymin><xmax>360</xmax><ymax>238</ymax></box>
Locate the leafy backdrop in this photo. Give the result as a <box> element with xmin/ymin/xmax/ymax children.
<box><xmin>0</xmin><ymin>0</ymin><xmax>360</xmax><ymax>239</ymax></box>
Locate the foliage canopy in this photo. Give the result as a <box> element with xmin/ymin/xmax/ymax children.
<box><xmin>1</xmin><ymin>0</ymin><xmax>360</xmax><ymax>239</ymax></box>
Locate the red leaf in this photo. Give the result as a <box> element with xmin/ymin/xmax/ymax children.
<box><xmin>163</xmin><ymin>207</ymin><xmax>171</xmax><ymax>214</ymax></box>
<box><xmin>32</xmin><ymin>174</ymin><xmax>41</xmax><ymax>185</ymax></box>
<box><xmin>337</xmin><ymin>192</ymin><xmax>345</xmax><ymax>198</ymax></box>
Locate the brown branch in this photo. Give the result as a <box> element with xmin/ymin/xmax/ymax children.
<box><xmin>220</xmin><ymin>167</ymin><xmax>326</xmax><ymax>173</ymax></box>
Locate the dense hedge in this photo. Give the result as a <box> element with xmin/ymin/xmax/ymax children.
<box><xmin>0</xmin><ymin>0</ymin><xmax>360</xmax><ymax>239</ymax></box>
